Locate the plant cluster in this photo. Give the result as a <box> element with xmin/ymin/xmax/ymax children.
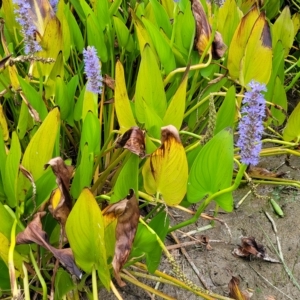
<box><xmin>0</xmin><ymin>0</ymin><xmax>300</xmax><ymax>299</ymax></box>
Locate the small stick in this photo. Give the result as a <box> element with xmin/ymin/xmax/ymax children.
<box><xmin>235</xmin><ymin>190</ymin><xmax>251</xmax><ymax>209</ymax></box>
<box><xmin>170</xmin><ymin>232</ymin><xmax>210</xmax><ymax>290</ymax></box>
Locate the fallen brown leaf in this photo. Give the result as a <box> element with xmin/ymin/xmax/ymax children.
<box><xmin>116</xmin><ymin>126</ymin><xmax>146</xmax><ymax>158</ymax></box>
<box><xmin>232</xmin><ymin>236</ymin><xmax>280</xmax><ymax>263</ymax></box>
<box><xmin>44</xmin><ymin>157</ymin><xmax>73</xmax><ymax>229</ymax></box>
<box><xmin>103</xmin><ymin>190</ymin><xmax>140</xmax><ymax>286</ymax></box>
<box><xmin>16</xmin><ymin>212</ymin><xmax>81</xmax><ymax>278</ymax></box>
<box><xmin>248</xmin><ymin>166</ymin><xmax>286</xmax><ymax>179</ymax></box>
<box><xmin>103</xmin><ymin>74</ymin><xmax>115</xmax><ymax>90</ymax></box>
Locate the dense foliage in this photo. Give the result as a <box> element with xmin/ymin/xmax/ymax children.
<box><xmin>0</xmin><ymin>0</ymin><xmax>300</xmax><ymax>298</ymax></box>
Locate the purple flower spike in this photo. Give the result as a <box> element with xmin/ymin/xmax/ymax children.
<box><xmin>49</xmin><ymin>0</ymin><xmax>58</xmax><ymax>13</ymax></box>
<box><xmin>236</xmin><ymin>80</ymin><xmax>267</xmax><ymax>166</ymax></box>
<box><xmin>83</xmin><ymin>46</ymin><xmax>103</xmax><ymax>94</ymax></box>
<box><xmin>13</xmin><ymin>0</ymin><xmax>42</xmax><ymax>54</ymax></box>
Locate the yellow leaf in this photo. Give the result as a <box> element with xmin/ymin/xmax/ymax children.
<box><xmin>227</xmin><ymin>5</ymin><xmax>260</xmax><ymax>79</ymax></box>
<box><xmin>0</xmin><ymin>104</ymin><xmax>9</xmax><ymax>141</ymax></box>
<box><xmin>115</xmin><ymin>61</ymin><xmax>137</xmax><ymax>133</ymax></box>
<box><xmin>241</xmin><ymin>12</ymin><xmax>272</xmax><ymax>85</ymax></box>
<box><xmin>142</xmin><ymin>125</ymin><xmax>188</xmax><ymax>206</ymax></box>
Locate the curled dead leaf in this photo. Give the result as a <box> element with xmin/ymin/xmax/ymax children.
<box><xmin>0</xmin><ymin>54</ymin><xmax>12</xmax><ymax>69</ymax></box>
<box><xmin>103</xmin><ymin>190</ymin><xmax>140</xmax><ymax>287</ymax></box>
<box><xmin>228</xmin><ymin>276</ymin><xmax>251</xmax><ymax>300</ymax></box>
<box><xmin>116</xmin><ymin>126</ymin><xmax>146</xmax><ymax>158</ymax></box>
<box><xmin>103</xmin><ymin>74</ymin><xmax>115</xmax><ymax>90</ymax></box>
<box><xmin>248</xmin><ymin>166</ymin><xmax>286</xmax><ymax>179</ymax></box>
<box><xmin>16</xmin><ymin>212</ymin><xmax>81</xmax><ymax>278</ymax></box>
<box><xmin>232</xmin><ymin>236</ymin><xmax>280</xmax><ymax>263</ymax></box>
<box><xmin>44</xmin><ymin>157</ymin><xmax>73</xmax><ymax>229</ymax></box>
<box><xmin>191</xmin><ymin>0</ymin><xmax>226</xmax><ymax>59</ymax></box>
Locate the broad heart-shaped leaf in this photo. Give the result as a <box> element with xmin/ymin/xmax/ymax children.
<box><xmin>241</xmin><ymin>12</ymin><xmax>272</xmax><ymax>86</ymax></box>
<box><xmin>115</xmin><ymin>61</ymin><xmax>137</xmax><ymax>133</ymax></box>
<box><xmin>227</xmin><ymin>5</ymin><xmax>260</xmax><ymax>79</ymax></box>
<box><xmin>272</xmin><ymin>6</ymin><xmax>294</xmax><ymax>58</ymax></box>
<box><xmin>65</xmin><ymin>189</ymin><xmax>110</xmax><ymax>289</ymax></box>
<box><xmin>4</xmin><ymin>132</ymin><xmax>21</xmax><ymax>207</ymax></box>
<box><xmin>142</xmin><ymin>125</ymin><xmax>188</xmax><ymax>206</ymax></box>
<box><xmin>21</xmin><ymin>107</ymin><xmax>60</xmax><ymax>181</ymax></box>
<box><xmin>187</xmin><ymin>128</ymin><xmax>234</xmax><ymax>212</ymax></box>
<box><xmin>110</xmin><ymin>153</ymin><xmax>139</xmax><ymax>203</ymax></box>
<box><xmin>135</xmin><ymin>45</ymin><xmax>166</xmax><ymax>124</ymax></box>
<box><xmin>163</xmin><ymin>73</ymin><xmax>188</xmax><ymax>130</ymax></box>
<box><xmin>214</xmin><ymin>86</ymin><xmax>236</xmax><ymax>135</ymax></box>
<box><xmin>283</xmin><ymin>102</ymin><xmax>300</xmax><ymax>142</ymax></box>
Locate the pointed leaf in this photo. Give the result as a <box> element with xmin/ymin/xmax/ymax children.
<box><xmin>187</xmin><ymin>128</ymin><xmax>234</xmax><ymax>212</ymax></box>
<box><xmin>163</xmin><ymin>74</ymin><xmax>188</xmax><ymax>130</ymax></box>
<box><xmin>22</xmin><ymin>108</ymin><xmax>60</xmax><ymax>181</ymax></box>
<box><xmin>283</xmin><ymin>102</ymin><xmax>300</xmax><ymax>142</ymax></box>
<box><xmin>142</xmin><ymin>125</ymin><xmax>188</xmax><ymax>206</ymax></box>
<box><xmin>4</xmin><ymin>132</ymin><xmax>21</xmax><ymax>208</ymax></box>
<box><xmin>115</xmin><ymin>61</ymin><xmax>137</xmax><ymax>133</ymax></box>
<box><xmin>135</xmin><ymin>45</ymin><xmax>166</xmax><ymax>124</ymax></box>
<box><xmin>66</xmin><ymin>189</ymin><xmax>110</xmax><ymax>288</ymax></box>
<box><xmin>227</xmin><ymin>5</ymin><xmax>260</xmax><ymax>79</ymax></box>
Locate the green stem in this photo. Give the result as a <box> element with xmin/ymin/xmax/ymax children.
<box><xmin>22</xmin><ymin>262</ymin><xmax>30</xmax><ymax>300</ymax></box>
<box><xmin>92</xmin><ymin>267</ymin><xmax>98</xmax><ymax>300</ymax></box>
<box><xmin>30</xmin><ymin>248</ymin><xmax>47</xmax><ymax>300</ymax></box>
<box><xmin>179</xmin><ymin>130</ymin><xmax>202</xmax><ymax>139</ymax></box>
<box><xmin>91</xmin><ymin>150</ymin><xmax>127</xmax><ymax>193</ymax></box>
<box><xmin>168</xmin><ymin>164</ymin><xmax>248</xmax><ymax>233</ymax></box>
<box><xmin>8</xmin><ymin>218</ymin><xmax>18</xmax><ymax>298</ymax></box>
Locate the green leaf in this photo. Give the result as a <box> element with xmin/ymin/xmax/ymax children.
<box><xmin>149</xmin><ymin>0</ymin><xmax>172</xmax><ymax>38</ymax></box>
<box><xmin>163</xmin><ymin>74</ymin><xmax>188</xmax><ymax>130</ymax></box>
<box><xmin>214</xmin><ymin>86</ymin><xmax>236</xmax><ymax>134</ymax></box>
<box><xmin>113</xmin><ymin>17</ymin><xmax>134</xmax><ymax>52</ymax></box>
<box><xmin>142</xmin><ymin>18</ymin><xmax>176</xmax><ymax>74</ymax></box>
<box><xmin>0</xmin><ymin>203</ymin><xmax>15</xmax><ymax>239</ymax></box>
<box><xmin>129</xmin><ymin>223</ymin><xmax>162</xmax><ymax>273</ymax></box>
<box><xmin>4</xmin><ymin>132</ymin><xmax>21</xmax><ymax>208</ymax></box>
<box><xmin>111</xmin><ymin>153</ymin><xmax>139</xmax><ymax>203</ymax></box>
<box><xmin>17</xmin><ymin>101</ymin><xmax>30</xmax><ymax>139</ymax></box>
<box><xmin>272</xmin><ymin>6</ymin><xmax>294</xmax><ymax>57</ymax></box>
<box><xmin>187</xmin><ymin>128</ymin><xmax>234</xmax><ymax>212</ymax></box>
<box><xmin>283</xmin><ymin>102</ymin><xmax>300</xmax><ymax>142</ymax></box>
<box><xmin>18</xmin><ymin>76</ymin><xmax>48</xmax><ymax>121</ymax></box>
<box><xmin>54</xmin><ymin>269</ymin><xmax>75</xmax><ymax>300</ymax></box>
<box><xmin>21</xmin><ymin>108</ymin><xmax>60</xmax><ymax>181</ymax></box>
<box><xmin>270</xmin><ymin>77</ymin><xmax>287</xmax><ymax>126</ymax></box>
<box><xmin>66</xmin><ymin>189</ymin><xmax>110</xmax><ymax>289</ymax></box>
<box><xmin>135</xmin><ymin>45</ymin><xmax>166</xmax><ymax>124</ymax></box>
<box><xmin>0</xmin><ymin>260</ymin><xmax>10</xmax><ymax>290</ymax></box>
<box><xmin>70</xmin><ymin>144</ymin><xmax>93</xmax><ymax>199</ymax></box>
<box><xmin>80</xmin><ymin>112</ymin><xmax>100</xmax><ymax>155</ymax></box>
<box><xmin>115</xmin><ymin>61</ymin><xmax>137</xmax><ymax>133</ymax></box>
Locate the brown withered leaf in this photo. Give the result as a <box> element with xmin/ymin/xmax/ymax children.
<box><xmin>0</xmin><ymin>54</ymin><xmax>12</xmax><ymax>69</ymax></box>
<box><xmin>16</xmin><ymin>212</ymin><xmax>82</xmax><ymax>278</ymax></box>
<box><xmin>248</xmin><ymin>166</ymin><xmax>286</xmax><ymax>179</ymax></box>
<box><xmin>103</xmin><ymin>190</ymin><xmax>140</xmax><ymax>287</ymax></box>
<box><xmin>232</xmin><ymin>236</ymin><xmax>280</xmax><ymax>263</ymax></box>
<box><xmin>103</xmin><ymin>74</ymin><xmax>115</xmax><ymax>90</ymax></box>
<box><xmin>228</xmin><ymin>276</ymin><xmax>251</xmax><ymax>300</ymax></box>
<box><xmin>116</xmin><ymin>126</ymin><xmax>146</xmax><ymax>158</ymax></box>
<box><xmin>191</xmin><ymin>0</ymin><xmax>226</xmax><ymax>59</ymax></box>
<box><xmin>44</xmin><ymin>157</ymin><xmax>73</xmax><ymax>229</ymax></box>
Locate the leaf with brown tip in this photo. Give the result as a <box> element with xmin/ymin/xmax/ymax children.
<box><xmin>16</xmin><ymin>212</ymin><xmax>81</xmax><ymax>278</ymax></box>
<box><xmin>228</xmin><ymin>276</ymin><xmax>250</xmax><ymax>300</ymax></box>
<box><xmin>103</xmin><ymin>190</ymin><xmax>140</xmax><ymax>286</ymax></box>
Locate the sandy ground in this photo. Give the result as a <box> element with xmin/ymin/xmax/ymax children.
<box><xmin>99</xmin><ymin>154</ymin><xmax>300</xmax><ymax>300</ymax></box>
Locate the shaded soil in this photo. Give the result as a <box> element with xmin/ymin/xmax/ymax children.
<box><xmin>100</xmin><ymin>154</ymin><xmax>300</xmax><ymax>299</ymax></box>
